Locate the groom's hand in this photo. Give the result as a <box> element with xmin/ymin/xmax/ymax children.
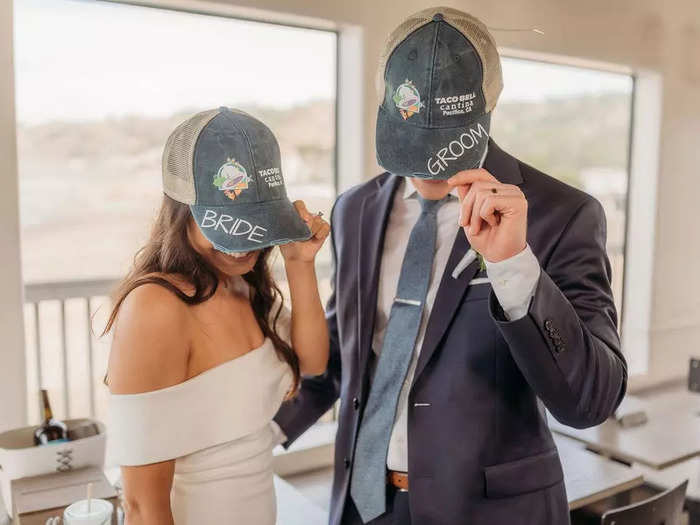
<box><xmin>447</xmin><ymin>169</ymin><xmax>528</xmax><ymax>263</ymax></box>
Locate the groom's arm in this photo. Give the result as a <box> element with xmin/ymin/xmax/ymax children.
<box><xmin>273</xmin><ymin>204</ymin><xmax>342</xmax><ymax>448</ymax></box>
<box><xmin>448</xmin><ymin>169</ymin><xmax>626</xmax><ymax>430</ymax></box>
<box><xmin>490</xmin><ymin>197</ymin><xmax>627</xmax><ymax>428</ymax></box>
<box><xmin>273</xmin><ymin>303</ymin><xmax>341</xmax><ymax>448</ymax></box>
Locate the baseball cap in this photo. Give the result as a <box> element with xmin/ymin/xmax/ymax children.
<box><xmin>162</xmin><ymin>107</ymin><xmax>311</xmax><ymax>253</ymax></box>
<box><xmin>375</xmin><ymin>7</ymin><xmax>503</xmax><ymax>180</ymax></box>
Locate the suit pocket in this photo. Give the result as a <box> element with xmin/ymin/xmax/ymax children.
<box><xmin>464</xmin><ymin>282</ymin><xmax>492</xmax><ymax>302</ymax></box>
<box><xmin>484</xmin><ymin>449</ymin><xmax>564</xmax><ymax>499</ymax></box>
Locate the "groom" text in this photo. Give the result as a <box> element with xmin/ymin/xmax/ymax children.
<box><xmin>426</xmin><ymin>122</ymin><xmax>488</xmax><ymax>176</ymax></box>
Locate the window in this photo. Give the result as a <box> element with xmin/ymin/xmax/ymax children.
<box><xmin>14</xmin><ymin>0</ymin><xmax>337</xmax><ymax>422</ymax></box>
<box><xmin>491</xmin><ymin>56</ymin><xmax>634</xmax><ymax>321</ymax></box>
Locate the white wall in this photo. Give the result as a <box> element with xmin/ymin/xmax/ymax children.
<box><xmin>0</xmin><ymin>0</ymin><xmax>27</xmax><ymax>431</ymax></box>
<box><xmin>1</xmin><ymin>0</ymin><xmax>698</xmax><ymax>409</ymax></box>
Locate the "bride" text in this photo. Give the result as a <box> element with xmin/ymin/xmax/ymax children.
<box><xmin>199</xmin><ymin>209</ymin><xmax>267</xmax><ymax>243</ymax></box>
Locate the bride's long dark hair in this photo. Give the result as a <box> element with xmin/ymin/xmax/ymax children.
<box><xmin>102</xmin><ymin>194</ymin><xmax>300</xmax><ymax>394</ymax></box>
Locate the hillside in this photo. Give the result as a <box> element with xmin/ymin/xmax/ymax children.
<box><xmin>17</xmin><ymin>93</ymin><xmax>630</xmax><ymax>282</ymax></box>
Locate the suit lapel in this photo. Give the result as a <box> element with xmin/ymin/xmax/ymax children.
<box><xmin>484</xmin><ymin>139</ymin><xmax>523</xmax><ymax>185</ymax></box>
<box><xmin>412</xmin><ymin>139</ymin><xmax>523</xmax><ymax>382</ymax></box>
<box><xmin>412</xmin><ymin>229</ymin><xmax>480</xmax><ymax>382</ymax></box>
<box><xmin>356</xmin><ymin>174</ymin><xmax>402</xmax><ymax>369</ymax></box>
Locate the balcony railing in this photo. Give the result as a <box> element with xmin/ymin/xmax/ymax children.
<box><xmin>22</xmin><ymin>261</ymin><xmax>333</xmax><ymax>424</ymax></box>
<box><xmin>24</xmin><ymin>278</ymin><xmax>117</xmax><ymax>422</ymax></box>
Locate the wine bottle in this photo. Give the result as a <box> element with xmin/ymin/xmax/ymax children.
<box><xmin>34</xmin><ymin>389</ymin><xmax>69</xmax><ymax>445</ymax></box>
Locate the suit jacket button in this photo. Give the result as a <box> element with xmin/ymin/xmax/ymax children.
<box><xmin>353</xmin><ymin>397</ymin><xmax>360</xmax><ymax>410</ymax></box>
<box><xmin>344</xmin><ymin>458</ymin><xmax>351</xmax><ymax>469</ymax></box>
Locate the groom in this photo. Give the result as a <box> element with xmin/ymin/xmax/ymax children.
<box><xmin>274</xmin><ymin>7</ymin><xmax>627</xmax><ymax>525</ymax></box>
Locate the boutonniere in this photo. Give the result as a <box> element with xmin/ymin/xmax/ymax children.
<box><xmin>451</xmin><ymin>248</ymin><xmax>486</xmax><ymax>279</ymax></box>
<box><xmin>477</xmin><ymin>252</ymin><xmax>486</xmax><ymax>272</ymax></box>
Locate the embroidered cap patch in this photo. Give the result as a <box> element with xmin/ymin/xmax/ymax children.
<box><xmin>393</xmin><ymin>79</ymin><xmax>424</xmax><ymax>120</ymax></box>
<box><xmin>213</xmin><ymin>158</ymin><xmax>251</xmax><ymax>201</ymax></box>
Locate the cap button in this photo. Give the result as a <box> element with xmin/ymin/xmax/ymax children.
<box><xmin>432</xmin><ymin>13</ymin><xmax>444</xmax><ymax>21</ymax></box>
<box><xmin>219</xmin><ymin>106</ymin><xmax>229</xmax><ymax>112</ymax></box>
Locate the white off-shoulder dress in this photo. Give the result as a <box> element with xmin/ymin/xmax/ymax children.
<box><xmin>108</xmin><ymin>334</ymin><xmax>293</xmax><ymax>525</ymax></box>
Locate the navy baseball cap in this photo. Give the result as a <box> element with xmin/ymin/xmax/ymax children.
<box><xmin>162</xmin><ymin>107</ymin><xmax>311</xmax><ymax>253</ymax></box>
<box><xmin>375</xmin><ymin>7</ymin><xmax>503</xmax><ymax>179</ymax></box>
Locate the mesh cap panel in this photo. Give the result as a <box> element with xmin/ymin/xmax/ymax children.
<box><xmin>162</xmin><ymin>109</ymin><xmax>220</xmax><ymax>204</ymax></box>
<box><xmin>376</xmin><ymin>6</ymin><xmax>503</xmax><ymax>113</ymax></box>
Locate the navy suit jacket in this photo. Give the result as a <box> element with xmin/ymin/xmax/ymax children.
<box><xmin>274</xmin><ymin>140</ymin><xmax>627</xmax><ymax>525</ymax></box>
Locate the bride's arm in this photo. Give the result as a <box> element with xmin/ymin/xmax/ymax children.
<box><xmin>107</xmin><ymin>283</ymin><xmax>191</xmax><ymax>525</ymax></box>
<box><xmin>120</xmin><ymin>461</ymin><xmax>175</xmax><ymax>525</ymax></box>
<box><xmin>284</xmin><ymin>259</ymin><xmax>329</xmax><ymax>376</ymax></box>
<box><xmin>280</xmin><ymin>201</ymin><xmax>331</xmax><ymax>376</ymax></box>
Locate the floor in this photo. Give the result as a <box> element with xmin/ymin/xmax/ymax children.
<box><xmin>285</xmin><ymin>466</ymin><xmax>694</xmax><ymax>525</ymax></box>
<box><xmin>285</xmin><ymin>466</ymin><xmax>334</xmax><ymax>511</ymax></box>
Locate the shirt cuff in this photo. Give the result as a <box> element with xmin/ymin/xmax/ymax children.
<box><xmin>270</xmin><ymin>421</ymin><xmax>288</xmax><ymax>446</ymax></box>
<box><xmin>484</xmin><ymin>244</ymin><xmax>540</xmax><ymax>321</ymax></box>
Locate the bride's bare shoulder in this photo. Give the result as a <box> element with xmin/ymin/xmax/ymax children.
<box><xmin>108</xmin><ymin>275</ymin><xmax>194</xmax><ymax>394</ymax></box>
<box><xmin>139</xmin><ymin>272</ymin><xmax>198</xmax><ymax>297</ymax></box>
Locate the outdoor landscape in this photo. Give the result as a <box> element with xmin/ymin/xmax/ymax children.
<box><xmin>17</xmin><ymin>92</ymin><xmax>630</xmax><ymax>283</ymax></box>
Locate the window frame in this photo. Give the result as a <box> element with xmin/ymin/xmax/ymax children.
<box><xmin>10</xmin><ymin>0</ymin><xmax>360</xmax><ymax>425</ymax></box>
<box><xmin>2</xmin><ymin>0</ymin><xmax>665</xmax><ymax>432</ymax></box>
<box><xmin>499</xmin><ymin>47</ymin><xmax>661</xmax><ymax>378</ymax></box>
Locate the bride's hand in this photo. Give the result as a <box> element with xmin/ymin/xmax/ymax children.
<box><xmin>279</xmin><ymin>200</ymin><xmax>330</xmax><ymax>262</ymax></box>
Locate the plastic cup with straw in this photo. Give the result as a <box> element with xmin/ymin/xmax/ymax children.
<box><xmin>63</xmin><ymin>482</ymin><xmax>113</xmax><ymax>525</ymax></box>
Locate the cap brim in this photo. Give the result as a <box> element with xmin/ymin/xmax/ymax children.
<box><xmin>190</xmin><ymin>198</ymin><xmax>312</xmax><ymax>253</ymax></box>
<box><xmin>376</xmin><ymin>105</ymin><xmax>491</xmax><ymax>180</ymax></box>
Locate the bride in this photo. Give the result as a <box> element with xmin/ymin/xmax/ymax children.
<box><xmin>105</xmin><ymin>107</ymin><xmax>330</xmax><ymax>524</ymax></box>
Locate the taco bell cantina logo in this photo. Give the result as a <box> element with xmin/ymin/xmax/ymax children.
<box><xmin>213</xmin><ymin>158</ymin><xmax>250</xmax><ymax>201</ymax></box>
<box><xmin>427</xmin><ymin>122</ymin><xmax>489</xmax><ymax>176</ymax></box>
<box><xmin>393</xmin><ymin>79</ymin><xmax>424</xmax><ymax>120</ymax></box>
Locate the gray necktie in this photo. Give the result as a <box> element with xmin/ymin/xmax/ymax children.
<box><xmin>350</xmin><ymin>193</ymin><xmax>448</xmax><ymax>523</ymax></box>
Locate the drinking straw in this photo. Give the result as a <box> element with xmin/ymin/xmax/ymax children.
<box><xmin>86</xmin><ymin>482</ymin><xmax>93</xmax><ymax>514</ymax></box>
